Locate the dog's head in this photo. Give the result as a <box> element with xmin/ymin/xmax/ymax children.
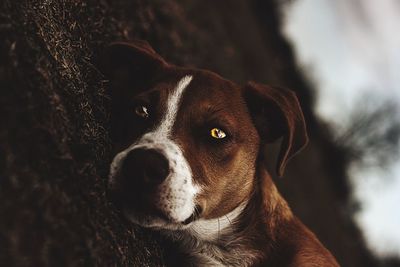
<box><xmin>102</xmin><ymin>41</ymin><xmax>308</xmax><ymax>229</ymax></box>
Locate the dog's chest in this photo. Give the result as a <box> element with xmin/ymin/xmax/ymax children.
<box><xmin>168</xmin><ymin>230</ymin><xmax>259</xmax><ymax>267</ymax></box>
<box><xmin>188</xmin><ymin>244</ymin><xmax>251</xmax><ymax>267</ymax></box>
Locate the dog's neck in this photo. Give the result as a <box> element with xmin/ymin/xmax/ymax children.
<box><xmin>164</xmin><ymin>169</ymin><xmax>293</xmax><ymax>267</ymax></box>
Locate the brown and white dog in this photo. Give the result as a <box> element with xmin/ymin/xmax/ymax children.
<box><xmin>103</xmin><ymin>41</ymin><xmax>339</xmax><ymax>267</ymax></box>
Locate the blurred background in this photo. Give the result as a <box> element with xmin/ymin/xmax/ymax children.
<box><xmin>283</xmin><ymin>0</ymin><xmax>400</xmax><ymax>259</ymax></box>
<box><xmin>0</xmin><ymin>0</ymin><xmax>399</xmax><ymax>266</ymax></box>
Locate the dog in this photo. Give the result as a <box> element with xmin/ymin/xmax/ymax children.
<box><xmin>102</xmin><ymin>41</ymin><xmax>339</xmax><ymax>267</ymax></box>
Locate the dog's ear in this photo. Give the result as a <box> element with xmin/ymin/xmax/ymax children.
<box><xmin>243</xmin><ymin>82</ymin><xmax>308</xmax><ymax>177</ymax></box>
<box><xmin>100</xmin><ymin>41</ymin><xmax>168</xmax><ymax>97</ymax></box>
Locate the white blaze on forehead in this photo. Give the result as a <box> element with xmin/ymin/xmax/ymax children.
<box><xmin>109</xmin><ymin>75</ymin><xmax>199</xmax><ymax>225</ymax></box>
<box><xmin>155</xmin><ymin>75</ymin><xmax>192</xmax><ymax>136</ymax></box>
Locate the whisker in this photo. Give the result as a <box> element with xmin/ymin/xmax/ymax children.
<box><xmin>225</xmin><ymin>215</ymin><xmax>232</xmax><ymax>225</ymax></box>
<box><xmin>218</xmin><ymin>218</ymin><xmax>221</xmax><ymax>241</ymax></box>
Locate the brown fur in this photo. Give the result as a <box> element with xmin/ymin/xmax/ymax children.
<box><xmin>103</xmin><ymin>41</ymin><xmax>340</xmax><ymax>267</ymax></box>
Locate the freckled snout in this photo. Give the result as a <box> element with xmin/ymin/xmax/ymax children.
<box><xmin>122</xmin><ymin>148</ymin><xmax>170</xmax><ymax>188</ymax></box>
<box><xmin>108</xmin><ymin>75</ymin><xmax>200</xmax><ymax>227</ymax></box>
<box><xmin>112</xmin><ymin>144</ymin><xmax>199</xmax><ymax>226</ymax></box>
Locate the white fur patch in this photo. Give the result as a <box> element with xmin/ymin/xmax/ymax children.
<box><xmin>165</xmin><ymin>201</ymin><xmax>256</xmax><ymax>266</ymax></box>
<box><xmin>188</xmin><ymin>201</ymin><xmax>247</xmax><ymax>241</ymax></box>
<box><xmin>109</xmin><ymin>75</ymin><xmax>199</xmax><ymax>225</ymax></box>
<box><xmin>155</xmin><ymin>75</ymin><xmax>192</xmax><ymax>136</ymax></box>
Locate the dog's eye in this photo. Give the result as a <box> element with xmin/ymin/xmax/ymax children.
<box><xmin>134</xmin><ymin>105</ymin><xmax>149</xmax><ymax>119</ymax></box>
<box><xmin>210</xmin><ymin>128</ymin><xmax>226</xmax><ymax>139</ymax></box>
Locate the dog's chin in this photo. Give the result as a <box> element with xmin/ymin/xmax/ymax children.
<box><xmin>109</xmin><ymin>186</ymin><xmax>203</xmax><ymax>229</ymax></box>
<box><xmin>122</xmin><ymin>207</ymin><xmax>201</xmax><ymax>231</ymax></box>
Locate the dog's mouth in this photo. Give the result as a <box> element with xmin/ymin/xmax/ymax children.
<box><xmin>150</xmin><ymin>204</ymin><xmax>203</xmax><ymax>226</ymax></box>
<box><xmin>182</xmin><ymin>205</ymin><xmax>203</xmax><ymax>225</ymax></box>
<box><xmin>109</xmin><ymin>186</ymin><xmax>203</xmax><ymax>228</ymax></box>
<box><xmin>120</xmin><ymin>204</ymin><xmax>203</xmax><ymax>230</ymax></box>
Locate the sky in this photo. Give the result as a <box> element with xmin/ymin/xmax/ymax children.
<box><xmin>282</xmin><ymin>0</ymin><xmax>400</xmax><ymax>258</ymax></box>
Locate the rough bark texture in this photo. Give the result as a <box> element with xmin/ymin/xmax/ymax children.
<box><xmin>0</xmin><ymin>0</ymin><xmax>396</xmax><ymax>266</ymax></box>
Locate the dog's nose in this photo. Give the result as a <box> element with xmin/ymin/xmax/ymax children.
<box><xmin>122</xmin><ymin>148</ymin><xmax>170</xmax><ymax>186</ymax></box>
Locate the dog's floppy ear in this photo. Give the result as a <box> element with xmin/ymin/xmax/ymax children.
<box><xmin>100</xmin><ymin>41</ymin><xmax>168</xmax><ymax>96</ymax></box>
<box><xmin>243</xmin><ymin>82</ymin><xmax>308</xmax><ymax>176</ymax></box>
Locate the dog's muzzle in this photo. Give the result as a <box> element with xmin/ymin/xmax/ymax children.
<box><xmin>109</xmin><ymin>139</ymin><xmax>200</xmax><ymax>227</ymax></box>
